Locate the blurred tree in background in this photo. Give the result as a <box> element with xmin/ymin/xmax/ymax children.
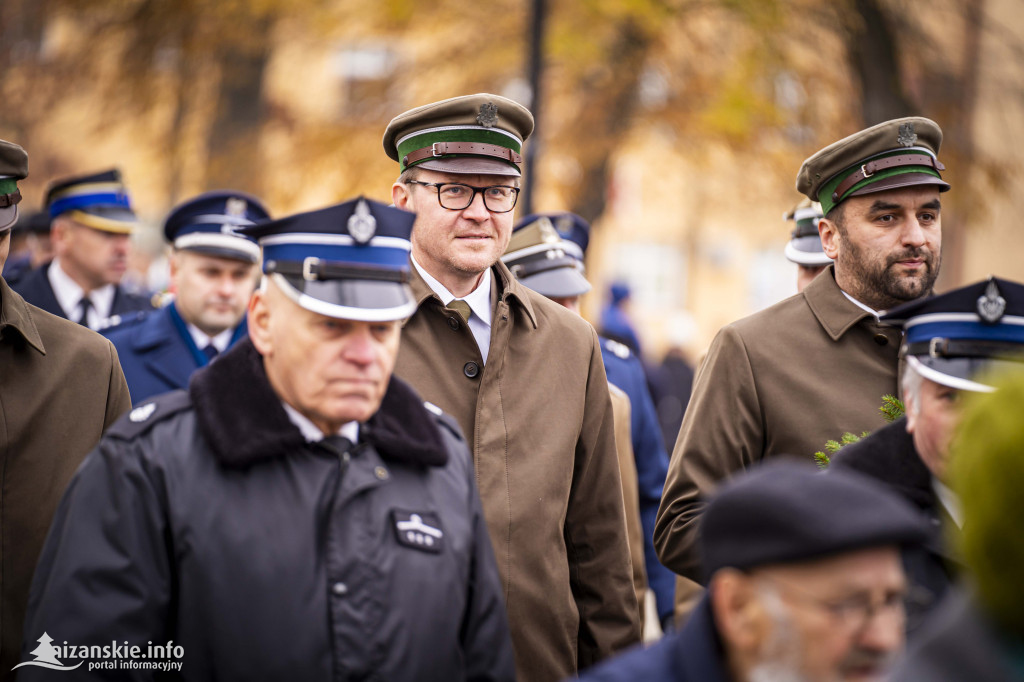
<box><xmin>0</xmin><ymin>0</ymin><xmax>1017</xmax><ymax>292</ymax></box>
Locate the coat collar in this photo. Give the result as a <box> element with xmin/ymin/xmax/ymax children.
<box><xmin>407</xmin><ymin>259</ymin><xmax>538</xmax><ymax>330</ymax></box>
<box><xmin>0</xmin><ymin>276</ymin><xmax>46</xmax><ymax>354</ymax></box>
<box><xmin>673</xmin><ymin>595</ymin><xmax>733</xmax><ymax>681</ymax></box>
<box><xmin>189</xmin><ymin>337</ymin><xmax>449</xmax><ymax>469</ymax></box>
<box><xmin>803</xmin><ymin>265</ymin><xmax>876</xmax><ymax>341</ymax></box>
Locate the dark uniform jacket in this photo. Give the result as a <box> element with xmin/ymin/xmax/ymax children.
<box><xmin>601</xmin><ymin>337</ymin><xmax>675</xmax><ymax>624</ymax></box>
<box><xmin>20</xmin><ymin>340</ymin><xmax>514</xmax><ymax>681</ymax></box>
<box><xmin>11</xmin><ymin>262</ymin><xmax>152</xmax><ymax>327</ymax></box>
<box><xmin>576</xmin><ymin>596</ymin><xmax>731</xmax><ymax>682</ymax></box>
<box><xmin>103</xmin><ymin>303</ymin><xmax>246</xmax><ymax>404</ymax></box>
<box><xmin>395</xmin><ymin>262</ymin><xmax>640</xmax><ymax>681</ymax></box>
<box><xmin>0</xmin><ymin>277</ymin><xmax>131</xmax><ymax>681</ymax></box>
<box><xmin>830</xmin><ymin>418</ymin><xmax>958</xmax><ymax>626</ymax></box>
<box><xmin>656</xmin><ymin>266</ymin><xmax>901</xmax><ymax>583</ymax></box>
<box><xmin>890</xmin><ymin>589</ymin><xmax>1024</xmax><ymax>681</ymax></box>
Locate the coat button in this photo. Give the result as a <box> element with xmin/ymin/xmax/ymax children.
<box><xmin>874</xmin><ymin>333</ymin><xmax>889</xmax><ymax>346</ymax></box>
<box><xmin>332</xmin><ymin>582</ymin><xmax>348</xmax><ymax>596</ymax></box>
<box><xmin>374</xmin><ymin>466</ymin><xmax>389</xmax><ymax>480</ymax></box>
<box><xmin>463</xmin><ymin>361</ymin><xmax>480</xmax><ymax>379</ymax></box>
<box><xmin>447</xmin><ymin>316</ymin><xmax>460</xmax><ymax>331</ymax></box>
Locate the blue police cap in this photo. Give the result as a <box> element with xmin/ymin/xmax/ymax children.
<box><xmin>164</xmin><ymin>191</ymin><xmax>268</xmax><ymax>264</ymax></box>
<box><xmin>783</xmin><ymin>199</ymin><xmax>832</xmax><ymax>267</ymax></box>
<box><xmin>45</xmin><ymin>169</ymin><xmax>137</xmax><ymax>233</ymax></box>
<box><xmin>700</xmin><ymin>460</ymin><xmax>928</xmax><ymax>579</ymax></box>
<box><xmin>881</xmin><ymin>277</ymin><xmax>1024</xmax><ymax>393</ymax></box>
<box><xmin>503</xmin><ymin>214</ymin><xmax>591</xmax><ymax>298</ymax></box>
<box><xmin>240</xmin><ymin>197</ymin><xmax>416</xmax><ymax>322</ymax></box>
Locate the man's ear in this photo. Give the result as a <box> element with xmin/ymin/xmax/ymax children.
<box><xmin>247</xmin><ymin>288</ymin><xmax>272</xmax><ymax>356</ymax></box>
<box><xmin>392</xmin><ymin>181</ymin><xmax>413</xmax><ymax>211</ymax></box>
<box><xmin>819</xmin><ymin>218</ymin><xmax>841</xmax><ymax>260</ymax></box>
<box><xmin>711</xmin><ymin>569</ymin><xmax>770</xmax><ymax>655</ymax></box>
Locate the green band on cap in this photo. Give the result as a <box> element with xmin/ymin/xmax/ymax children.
<box><xmin>397</xmin><ymin>127</ymin><xmax>522</xmax><ymax>172</ymax></box>
<box><xmin>819</xmin><ymin>150</ymin><xmax>942</xmax><ymax>215</ymax></box>
<box><xmin>0</xmin><ymin>178</ymin><xmax>18</xmax><ymax>196</ymax></box>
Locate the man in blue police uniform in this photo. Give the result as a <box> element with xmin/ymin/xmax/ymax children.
<box><xmin>20</xmin><ymin>197</ymin><xmax>514</xmax><ymax>681</ymax></box>
<box><xmin>104</xmin><ymin>191</ymin><xmax>266</xmax><ymax>404</ymax></box>
<box><xmin>784</xmin><ymin>199</ymin><xmax>832</xmax><ymax>293</ymax></box>
<box><xmin>12</xmin><ymin>169</ymin><xmax>152</xmax><ymax>329</ymax></box>
<box><xmin>577</xmin><ymin>461</ymin><xmax>928</xmax><ymax>682</ymax></box>
<box><xmin>504</xmin><ymin>212</ymin><xmax>677</xmax><ymax>630</ymax></box>
<box><xmin>831</xmin><ymin>276</ymin><xmax>1024</xmax><ymax>627</ymax></box>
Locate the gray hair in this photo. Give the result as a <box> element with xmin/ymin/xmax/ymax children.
<box><xmin>901</xmin><ymin>361</ymin><xmax>924</xmax><ymax>417</ymax></box>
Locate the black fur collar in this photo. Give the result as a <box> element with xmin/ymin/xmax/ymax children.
<box><xmin>190</xmin><ymin>338</ymin><xmax>448</xmax><ymax>469</ymax></box>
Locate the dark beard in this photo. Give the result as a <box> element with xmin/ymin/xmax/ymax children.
<box><xmin>842</xmin><ymin>242</ymin><xmax>940</xmax><ymax>311</ymax></box>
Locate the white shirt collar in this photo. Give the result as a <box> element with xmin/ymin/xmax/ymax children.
<box><xmin>411</xmin><ymin>255</ymin><xmax>492</xmax><ymax>328</ymax></box>
<box><xmin>48</xmin><ymin>258</ymin><xmax>116</xmax><ymax>327</ymax></box>
<box><xmin>186</xmin><ymin>322</ymin><xmax>234</xmax><ymax>353</ymax></box>
<box><xmin>933</xmin><ymin>478</ymin><xmax>963</xmax><ymax>528</ymax></box>
<box><xmin>840</xmin><ymin>290</ymin><xmax>881</xmax><ymax>319</ymax></box>
<box><xmin>281</xmin><ymin>402</ymin><xmax>359</xmax><ymax>444</ymax></box>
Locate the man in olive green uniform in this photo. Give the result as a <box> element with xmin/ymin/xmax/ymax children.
<box><xmin>385</xmin><ymin>94</ymin><xmax>640</xmax><ymax>681</ymax></box>
<box><xmin>0</xmin><ymin>141</ymin><xmax>131</xmax><ymax>680</ymax></box>
<box><xmin>656</xmin><ymin>117</ymin><xmax>949</xmax><ymax>585</ymax></box>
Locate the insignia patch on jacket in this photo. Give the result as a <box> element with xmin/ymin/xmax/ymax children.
<box><xmin>391</xmin><ymin>510</ymin><xmax>444</xmax><ymax>554</ymax></box>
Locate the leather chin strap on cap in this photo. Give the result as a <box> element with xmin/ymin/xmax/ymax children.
<box><xmin>403</xmin><ymin>141</ymin><xmax>523</xmax><ymax>169</ymax></box>
<box><xmin>831</xmin><ymin>152</ymin><xmax>945</xmax><ymax>203</ymax></box>
<box><xmin>266</xmin><ymin>258</ymin><xmax>411</xmax><ymax>284</ymax></box>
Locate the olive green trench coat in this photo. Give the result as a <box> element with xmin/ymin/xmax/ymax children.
<box><xmin>655</xmin><ymin>266</ymin><xmax>901</xmax><ymax>583</ymax></box>
<box><xmin>0</xmin><ymin>277</ymin><xmax>131</xmax><ymax>679</ymax></box>
<box><xmin>395</xmin><ymin>262</ymin><xmax>640</xmax><ymax>681</ymax></box>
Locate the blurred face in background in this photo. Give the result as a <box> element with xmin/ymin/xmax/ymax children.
<box><xmin>170</xmin><ymin>249</ymin><xmax>259</xmax><ymax>337</ymax></box>
<box><xmin>52</xmin><ymin>216</ymin><xmax>131</xmax><ymax>292</ymax></box>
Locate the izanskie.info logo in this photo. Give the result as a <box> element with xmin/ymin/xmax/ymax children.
<box><xmin>13</xmin><ymin>632</ymin><xmax>184</xmax><ymax>674</ymax></box>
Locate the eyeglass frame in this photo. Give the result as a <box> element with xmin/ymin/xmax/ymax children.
<box><xmin>754</xmin><ymin>572</ymin><xmax>932</xmax><ymax>634</ymax></box>
<box><xmin>404</xmin><ymin>180</ymin><xmax>520</xmax><ymax>214</ymax></box>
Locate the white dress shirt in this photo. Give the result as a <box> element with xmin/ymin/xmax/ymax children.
<box><xmin>48</xmin><ymin>259</ymin><xmax>116</xmax><ymax>330</ymax></box>
<box><xmin>282</xmin><ymin>402</ymin><xmax>360</xmax><ymax>444</ymax></box>
<box><xmin>411</xmin><ymin>255</ymin><xmax>493</xmax><ymax>364</ymax></box>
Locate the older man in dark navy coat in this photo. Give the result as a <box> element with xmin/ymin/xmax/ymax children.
<box><xmin>104</xmin><ymin>191</ymin><xmax>266</xmax><ymax>403</ymax></box>
<box><xmin>576</xmin><ymin>462</ymin><xmax>928</xmax><ymax>682</ymax></box>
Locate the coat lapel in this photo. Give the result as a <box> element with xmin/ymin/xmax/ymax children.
<box><xmin>134</xmin><ymin>307</ymin><xmax>197</xmax><ymax>390</ymax></box>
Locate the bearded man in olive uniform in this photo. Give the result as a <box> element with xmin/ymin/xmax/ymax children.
<box><xmin>656</xmin><ymin>117</ymin><xmax>949</xmax><ymax>585</ymax></box>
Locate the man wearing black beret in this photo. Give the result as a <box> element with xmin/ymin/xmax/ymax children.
<box><xmin>579</xmin><ymin>460</ymin><xmax>928</xmax><ymax>682</ymax></box>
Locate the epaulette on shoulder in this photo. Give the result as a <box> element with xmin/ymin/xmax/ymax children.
<box><xmin>105</xmin><ymin>390</ymin><xmax>193</xmax><ymax>440</ymax></box>
<box><xmin>423</xmin><ymin>401</ymin><xmax>466</xmax><ymax>443</ymax></box>
<box><xmin>602</xmin><ymin>337</ymin><xmax>632</xmax><ymax>360</ymax></box>
<box><xmin>100</xmin><ymin>310</ymin><xmax>150</xmax><ymax>335</ymax></box>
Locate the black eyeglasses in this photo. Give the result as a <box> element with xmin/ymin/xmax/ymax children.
<box><xmin>405</xmin><ymin>181</ymin><xmax>520</xmax><ymax>213</ymax></box>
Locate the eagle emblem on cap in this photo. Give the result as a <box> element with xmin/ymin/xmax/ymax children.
<box><xmin>897</xmin><ymin>122</ymin><xmax>917</xmax><ymax>148</ymax></box>
<box><xmin>977</xmin><ymin>278</ymin><xmax>1007</xmax><ymax>324</ymax></box>
<box><xmin>348</xmin><ymin>198</ymin><xmax>377</xmax><ymax>244</ymax></box>
<box><xmin>226</xmin><ymin>197</ymin><xmax>248</xmax><ymax>217</ymax></box>
<box><xmin>477</xmin><ymin>102</ymin><xmax>499</xmax><ymax>128</ymax></box>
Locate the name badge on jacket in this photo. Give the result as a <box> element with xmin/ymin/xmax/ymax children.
<box><xmin>392</xmin><ymin>510</ymin><xmax>444</xmax><ymax>554</ymax></box>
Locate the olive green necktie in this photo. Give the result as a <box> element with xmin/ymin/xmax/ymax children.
<box><xmin>447</xmin><ymin>299</ymin><xmax>472</xmax><ymax>323</ymax></box>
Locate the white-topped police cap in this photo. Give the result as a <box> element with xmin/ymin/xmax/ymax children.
<box><xmin>503</xmin><ymin>214</ymin><xmax>591</xmax><ymax>298</ymax></box>
<box><xmin>881</xmin><ymin>277</ymin><xmax>1024</xmax><ymax>393</ymax></box>
<box><xmin>783</xmin><ymin>199</ymin><xmax>832</xmax><ymax>266</ymax></box>
<box><xmin>239</xmin><ymin>197</ymin><xmax>416</xmax><ymax>322</ymax></box>
<box><xmin>164</xmin><ymin>190</ymin><xmax>268</xmax><ymax>264</ymax></box>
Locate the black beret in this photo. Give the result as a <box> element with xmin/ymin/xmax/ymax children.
<box><xmin>700</xmin><ymin>460</ymin><xmax>928</xmax><ymax>579</ymax></box>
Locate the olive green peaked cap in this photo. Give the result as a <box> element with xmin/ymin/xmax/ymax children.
<box><xmin>0</xmin><ymin>140</ymin><xmax>28</xmax><ymax>232</ymax></box>
<box><xmin>383</xmin><ymin>94</ymin><xmax>534</xmax><ymax>177</ymax></box>
<box><xmin>796</xmin><ymin>117</ymin><xmax>949</xmax><ymax>215</ymax></box>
